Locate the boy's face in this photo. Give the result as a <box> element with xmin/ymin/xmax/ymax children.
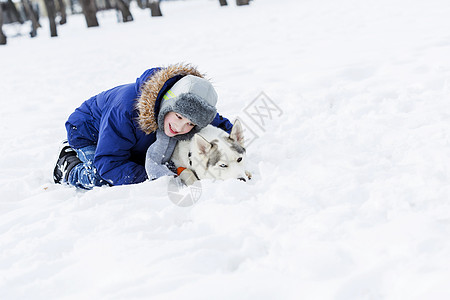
<box><xmin>163</xmin><ymin>112</ymin><xmax>195</xmax><ymax>137</ymax></box>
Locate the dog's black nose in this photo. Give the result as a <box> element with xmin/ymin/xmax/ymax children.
<box><xmin>238</xmin><ymin>177</ymin><xmax>247</xmax><ymax>182</ymax></box>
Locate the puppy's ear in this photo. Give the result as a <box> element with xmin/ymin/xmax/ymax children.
<box><xmin>230</xmin><ymin>119</ymin><xmax>245</xmax><ymax>146</ymax></box>
<box><xmin>195</xmin><ymin>134</ymin><xmax>212</xmax><ymax>155</ymax></box>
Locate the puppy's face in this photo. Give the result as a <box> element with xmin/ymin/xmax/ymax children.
<box><xmin>193</xmin><ymin>119</ymin><xmax>249</xmax><ymax>181</ymax></box>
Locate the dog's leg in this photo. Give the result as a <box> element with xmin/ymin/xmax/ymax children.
<box><xmin>179</xmin><ymin>169</ymin><xmax>199</xmax><ymax>186</ymax></box>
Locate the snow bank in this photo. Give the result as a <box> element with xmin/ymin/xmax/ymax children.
<box><xmin>1</xmin><ymin>0</ymin><xmax>450</xmax><ymax>298</ymax></box>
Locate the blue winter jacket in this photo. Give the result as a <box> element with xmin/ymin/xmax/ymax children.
<box><xmin>65</xmin><ymin>65</ymin><xmax>233</xmax><ymax>185</ymax></box>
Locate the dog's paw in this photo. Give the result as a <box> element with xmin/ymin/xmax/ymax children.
<box><xmin>179</xmin><ymin>169</ymin><xmax>199</xmax><ymax>186</ymax></box>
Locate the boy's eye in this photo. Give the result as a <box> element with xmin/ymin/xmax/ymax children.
<box><xmin>176</xmin><ymin>114</ymin><xmax>182</xmax><ymax>119</ymax></box>
<box><xmin>189</xmin><ymin>123</ymin><xmax>195</xmax><ymax>127</ymax></box>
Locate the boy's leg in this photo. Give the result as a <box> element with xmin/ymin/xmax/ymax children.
<box><xmin>67</xmin><ymin>145</ymin><xmax>108</xmax><ymax>189</ymax></box>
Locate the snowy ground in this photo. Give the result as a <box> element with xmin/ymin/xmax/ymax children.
<box><xmin>1</xmin><ymin>0</ymin><xmax>450</xmax><ymax>298</ymax></box>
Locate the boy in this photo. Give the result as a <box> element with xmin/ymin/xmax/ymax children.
<box><xmin>53</xmin><ymin>63</ymin><xmax>232</xmax><ymax>189</ymax></box>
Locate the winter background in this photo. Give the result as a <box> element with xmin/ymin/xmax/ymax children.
<box><xmin>1</xmin><ymin>0</ymin><xmax>450</xmax><ymax>298</ymax></box>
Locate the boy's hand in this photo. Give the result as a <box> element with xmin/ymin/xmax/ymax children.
<box><xmin>177</xmin><ymin>167</ymin><xmax>199</xmax><ymax>186</ymax></box>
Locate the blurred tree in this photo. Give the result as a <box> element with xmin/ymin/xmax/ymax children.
<box><xmin>236</xmin><ymin>0</ymin><xmax>249</xmax><ymax>5</ymax></box>
<box><xmin>219</xmin><ymin>0</ymin><xmax>227</xmax><ymax>6</ymax></box>
<box><xmin>69</xmin><ymin>0</ymin><xmax>80</xmax><ymax>14</ymax></box>
<box><xmin>136</xmin><ymin>0</ymin><xmax>144</xmax><ymax>9</ymax></box>
<box><xmin>21</xmin><ymin>0</ymin><xmax>40</xmax><ymax>37</ymax></box>
<box><xmin>136</xmin><ymin>0</ymin><xmax>162</xmax><ymax>17</ymax></box>
<box><xmin>148</xmin><ymin>0</ymin><xmax>162</xmax><ymax>17</ymax></box>
<box><xmin>116</xmin><ymin>0</ymin><xmax>133</xmax><ymax>22</ymax></box>
<box><xmin>6</xmin><ymin>0</ymin><xmax>23</xmax><ymax>24</ymax></box>
<box><xmin>43</xmin><ymin>0</ymin><xmax>57</xmax><ymax>36</ymax></box>
<box><xmin>79</xmin><ymin>0</ymin><xmax>99</xmax><ymax>27</ymax></box>
<box><xmin>56</xmin><ymin>0</ymin><xmax>67</xmax><ymax>24</ymax></box>
<box><xmin>103</xmin><ymin>0</ymin><xmax>113</xmax><ymax>9</ymax></box>
<box><xmin>0</xmin><ymin>2</ymin><xmax>6</xmax><ymax>45</ymax></box>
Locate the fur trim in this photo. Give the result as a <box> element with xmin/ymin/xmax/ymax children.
<box><xmin>136</xmin><ymin>63</ymin><xmax>205</xmax><ymax>134</ymax></box>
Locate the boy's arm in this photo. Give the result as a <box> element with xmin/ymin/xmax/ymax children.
<box><xmin>94</xmin><ymin>107</ymin><xmax>148</xmax><ymax>185</ymax></box>
<box><xmin>211</xmin><ymin>113</ymin><xmax>233</xmax><ymax>134</ymax></box>
<box><xmin>145</xmin><ymin>129</ymin><xmax>177</xmax><ymax>180</ymax></box>
<box><xmin>144</xmin><ymin>113</ymin><xmax>233</xmax><ymax>182</ymax></box>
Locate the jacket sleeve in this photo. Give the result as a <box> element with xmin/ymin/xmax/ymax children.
<box><xmin>211</xmin><ymin>113</ymin><xmax>234</xmax><ymax>134</ymax></box>
<box><xmin>94</xmin><ymin>106</ymin><xmax>147</xmax><ymax>185</ymax></box>
<box><xmin>145</xmin><ymin>129</ymin><xmax>177</xmax><ymax>180</ymax></box>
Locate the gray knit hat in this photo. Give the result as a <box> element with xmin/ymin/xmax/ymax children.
<box><xmin>157</xmin><ymin>75</ymin><xmax>218</xmax><ymax>140</ymax></box>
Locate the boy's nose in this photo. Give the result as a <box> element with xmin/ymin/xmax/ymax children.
<box><xmin>173</xmin><ymin>122</ymin><xmax>184</xmax><ymax>132</ymax></box>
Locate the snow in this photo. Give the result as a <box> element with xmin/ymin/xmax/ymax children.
<box><xmin>1</xmin><ymin>0</ymin><xmax>450</xmax><ymax>298</ymax></box>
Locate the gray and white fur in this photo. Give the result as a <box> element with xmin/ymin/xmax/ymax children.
<box><xmin>171</xmin><ymin>119</ymin><xmax>252</xmax><ymax>183</ymax></box>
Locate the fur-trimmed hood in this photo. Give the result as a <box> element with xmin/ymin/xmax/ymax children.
<box><xmin>135</xmin><ymin>63</ymin><xmax>205</xmax><ymax>134</ymax></box>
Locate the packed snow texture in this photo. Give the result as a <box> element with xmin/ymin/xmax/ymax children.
<box><xmin>1</xmin><ymin>0</ymin><xmax>450</xmax><ymax>298</ymax></box>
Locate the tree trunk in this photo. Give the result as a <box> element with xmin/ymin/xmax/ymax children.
<box><xmin>148</xmin><ymin>0</ymin><xmax>162</xmax><ymax>17</ymax></box>
<box><xmin>0</xmin><ymin>4</ymin><xmax>6</xmax><ymax>45</ymax></box>
<box><xmin>69</xmin><ymin>0</ymin><xmax>76</xmax><ymax>14</ymax></box>
<box><xmin>21</xmin><ymin>0</ymin><xmax>40</xmax><ymax>37</ymax></box>
<box><xmin>57</xmin><ymin>0</ymin><xmax>67</xmax><ymax>25</ymax></box>
<box><xmin>79</xmin><ymin>0</ymin><xmax>99</xmax><ymax>27</ymax></box>
<box><xmin>136</xmin><ymin>0</ymin><xmax>145</xmax><ymax>9</ymax></box>
<box><xmin>104</xmin><ymin>0</ymin><xmax>113</xmax><ymax>10</ymax></box>
<box><xmin>219</xmin><ymin>0</ymin><xmax>227</xmax><ymax>6</ymax></box>
<box><xmin>116</xmin><ymin>0</ymin><xmax>133</xmax><ymax>22</ymax></box>
<box><xmin>236</xmin><ymin>0</ymin><xmax>250</xmax><ymax>6</ymax></box>
<box><xmin>7</xmin><ymin>0</ymin><xmax>23</xmax><ymax>24</ymax></box>
<box><xmin>43</xmin><ymin>0</ymin><xmax>58</xmax><ymax>37</ymax></box>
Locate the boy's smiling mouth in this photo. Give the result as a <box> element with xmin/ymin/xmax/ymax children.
<box><xmin>169</xmin><ymin>124</ymin><xmax>179</xmax><ymax>135</ymax></box>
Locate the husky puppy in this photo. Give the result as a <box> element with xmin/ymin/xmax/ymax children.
<box><xmin>171</xmin><ymin>119</ymin><xmax>251</xmax><ymax>184</ymax></box>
